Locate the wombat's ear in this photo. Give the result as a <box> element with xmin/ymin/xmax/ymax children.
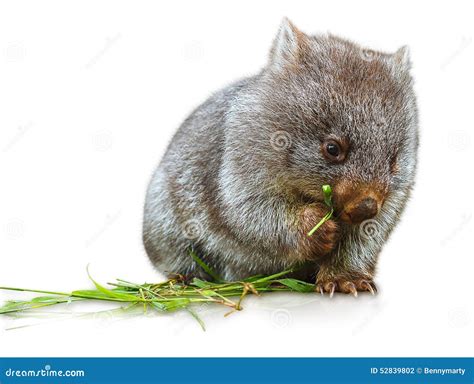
<box><xmin>393</xmin><ymin>45</ymin><xmax>411</xmax><ymax>71</ymax></box>
<box><xmin>269</xmin><ymin>18</ymin><xmax>309</xmax><ymax>71</ymax></box>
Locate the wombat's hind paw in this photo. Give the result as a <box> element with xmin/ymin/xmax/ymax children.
<box><xmin>316</xmin><ymin>279</ymin><xmax>377</xmax><ymax>298</ymax></box>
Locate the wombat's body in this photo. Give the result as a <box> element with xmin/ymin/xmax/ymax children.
<box><xmin>143</xmin><ymin>19</ymin><xmax>418</xmax><ymax>294</ymax></box>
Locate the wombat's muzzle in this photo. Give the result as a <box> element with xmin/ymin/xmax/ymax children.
<box><xmin>334</xmin><ymin>183</ymin><xmax>385</xmax><ymax>224</ymax></box>
<box><xmin>342</xmin><ymin>197</ymin><xmax>379</xmax><ymax>224</ymax></box>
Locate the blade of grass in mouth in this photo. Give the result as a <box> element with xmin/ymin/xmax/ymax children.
<box><xmin>307</xmin><ymin>184</ymin><xmax>334</xmax><ymax>237</ymax></box>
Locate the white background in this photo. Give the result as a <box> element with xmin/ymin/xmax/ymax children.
<box><xmin>0</xmin><ymin>0</ymin><xmax>473</xmax><ymax>357</ymax></box>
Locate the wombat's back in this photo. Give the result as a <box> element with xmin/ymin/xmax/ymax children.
<box><xmin>143</xmin><ymin>78</ymin><xmax>254</xmax><ymax>278</ymax></box>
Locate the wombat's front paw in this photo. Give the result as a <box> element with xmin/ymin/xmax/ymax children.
<box><xmin>299</xmin><ymin>204</ymin><xmax>339</xmax><ymax>257</ymax></box>
<box><xmin>315</xmin><ymin>277</ymin><xmax>377</xmax><ymax>298</ymax></box>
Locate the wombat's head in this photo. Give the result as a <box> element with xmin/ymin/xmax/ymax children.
<box><xmin>252</xmin><ymin>18</ymin><xmax>418</xmax><ymax>225</ymax></box>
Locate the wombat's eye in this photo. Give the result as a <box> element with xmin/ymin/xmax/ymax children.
<box><xmin>322</xmin><ymin>139</ymin><xmax>345</xmax><ymax>162</ymax></box>
<box><xmin>326</xmin><ymin>143</ymin><xmax>340</xmax><ymax>157</ymax></box>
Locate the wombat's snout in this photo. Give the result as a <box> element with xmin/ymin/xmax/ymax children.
<box><xmin>343</xmin><ymin>197</ymin><xmax>379</xmax><ymax>224</ymax></box>
<box><xmin>334</xmin><ymin>183</ymin><xmax>385</xmax><ymax>225</ymax></box>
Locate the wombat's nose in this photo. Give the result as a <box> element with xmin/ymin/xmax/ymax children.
<box><xmin>344</xmin><ymin>197</ymin><xmax>378</xmax><ymax>224</ymax></box>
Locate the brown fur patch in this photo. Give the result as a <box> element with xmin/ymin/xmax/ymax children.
<box><xmin>332</xmin><ymin>180</ymin><xmax>388</xmax><ymax>223</ymax></box>
<box><xmin>291</xmin><ymin>203</ymin><xmax>339</xmax><ymax>262</ymax></box>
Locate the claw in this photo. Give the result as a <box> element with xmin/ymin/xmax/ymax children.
<box><xmin>360</xmin><ymin>280</ymin><xmax>375</xmax><ymax>295</ymax></box>
<box><xmin>346</xmin><ymin>282</ymin><xmax>358</xmax><ymax>297</ymax></box>
<box><xmin>318</xmin><ymin>286</ymin><xmax>324</xmax><ymax>295</ymax></box>
<box><xmin>326</xmin><ymin>282</ymin><xmax>336</xmax><ymax>298</ymax></box>
<box><xmin>366</xmin><ymin>284</ymin><xmax>375</xmax><ymax>296</ymax></box>
<box><xmin>371</xmin><ymin>282</ymin><xmax>378</xmax><ymax>293</ymax></box>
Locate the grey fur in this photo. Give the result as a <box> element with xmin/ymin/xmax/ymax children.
<box><xmin>143</xmin><ymin>19</ymin><xmax>418</xmax><ymax>286</ymax></box>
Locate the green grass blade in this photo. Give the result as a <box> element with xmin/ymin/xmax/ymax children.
<box><xmin>149</xmin><ymin>301</ymin><xmax>168</xmax><ymax>312</ymax></box>
<box><xmin>0</xmin><ymin>286</ymin><xmax>70</xmax><ymax>296</ymax></box>
<box><xmin>251</xmin><ymin>269</ymin><xmax>294</xmax><ymax>283</ymax></box>
<box><xmin>322</xmin><ymin>184</ymin><xmax>333</xmax><ymax>207</ymax></box>
<box><xmin>185</xmin><ymin>308</ymin><xmax>206</xmax><ymax>331</ymax></box>
<box><xmin>275</xmin><ymin>278</ymin><xmax>315</xmax><ymax>293</ymax></box>
<box><xmin>308</xmin><ymin>184</ymin><xmax>334</xmax><ymax>237</ymax></box>
<box><xmin>189</xmin><ymin>250</ymin><xmax>223</xmax><ymax>282</ymax></box>
<box><xmin>86</xmin><ymin>267</ymin><xmax>143</xmax><ymax>302</ymax></box>
<box><xmin>160</xmin><ymin>298</ymin><xmax>191</xmax><ymax>311</ymax></box>
<box><xmin>307</xmin><ymin>208</ymin><xmax>333</xmax><ymax>237</ymax></box>
<box><xmin>71</xmin><ymin>290</ymin><xmax>137</xmax><ymax>302</ymax></box>
<box><xmin>242</xmin><ymin>274</ymin><xmax>265</xmax><ymax>282</ymax></box>
<box><xmin>30</xmin><ymin>295</ymin><xmax>69</xmax><ymax>303</ymax></box>
<box><xmin>191</xmin><ymin>278</ymin><xmax>211</xmax><ymax>289</ymax></box>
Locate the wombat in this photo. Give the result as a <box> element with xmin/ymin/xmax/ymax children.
<box><xmin>143</xmin><ymin>18</ymin><xmax>418</xmax><ymax>296</ymax></box>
